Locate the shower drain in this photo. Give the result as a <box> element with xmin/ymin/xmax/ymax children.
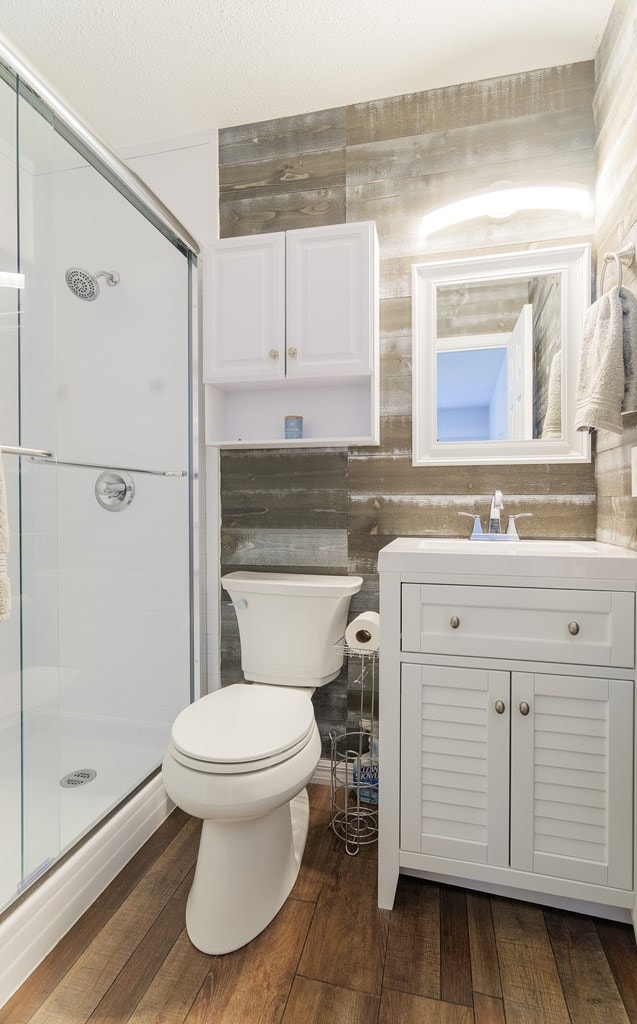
<box><xmin>60</xmin><ymin>769</ymin><xmax>97</xmax><ymax>789</ymax></box>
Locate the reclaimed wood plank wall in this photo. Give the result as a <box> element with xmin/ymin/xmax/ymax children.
<box><xmin>218</xmin><ymin>63</ymin><xmax>597</xmax><ymax>745</ymax></box>
<box><xmin>594</xmin><ymin>0</ymin><xmax>637</xmax><ymax>549</ymax></box>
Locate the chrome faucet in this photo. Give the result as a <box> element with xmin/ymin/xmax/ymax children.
<box><xmin>458</xmin><ymin>491</ymin><xmax>533</xmax><ymax>540</ymax></box>
<box><xmin>488</xmin><ymin>490</ymin><xmax>504</xmax><ymax>534</ymax></box>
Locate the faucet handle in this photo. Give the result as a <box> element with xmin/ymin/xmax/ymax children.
<box><xmin>506</xmin><ymin>513</ymin><xmax>533</xmax><ymax>539</ymax></box>
<box><xmin>458</xmin><ymin>512</ymin><xmax>484</xmax><ymax>538</ymax></box>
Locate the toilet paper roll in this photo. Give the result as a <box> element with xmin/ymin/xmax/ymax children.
<box><xmin>345</xmin><ymin>611</ymin><xmax>380</xmax><ymax>652</ymax></box>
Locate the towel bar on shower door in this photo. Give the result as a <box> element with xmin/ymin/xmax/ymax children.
<box><xmin>0</xmin><ymin>446</ymin><xmax>187</xmax><ymax>477</ymax></box>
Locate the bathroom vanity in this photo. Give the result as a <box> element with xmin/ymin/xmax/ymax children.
<box><xmin>378</xmin><ymin>538</ymin><xmax>637</xmax><ymax>930</ymax></box>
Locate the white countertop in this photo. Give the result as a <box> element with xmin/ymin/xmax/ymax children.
<box><xmin>378</xmin><ymin>538</ymin><xmax>637</xmax><ymax>581</ymax></box>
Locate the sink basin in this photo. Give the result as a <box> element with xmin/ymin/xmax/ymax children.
<box><xmin>378</xmin><ymin>537</ymin><xmax>637</xmax><ymax>580</ymax></box>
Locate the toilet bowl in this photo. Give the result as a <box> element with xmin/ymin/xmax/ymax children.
<box><xmin>162</xmin><ymin>570</ymin><xmax>362</xmax><ymax>954</ymax></box>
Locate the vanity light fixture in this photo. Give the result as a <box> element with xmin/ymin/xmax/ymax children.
<box><xmin>421</xmin><ymin>185</ymin><xmax>593</xmax><ymax>237</ymax></box>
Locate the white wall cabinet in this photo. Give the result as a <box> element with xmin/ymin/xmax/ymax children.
<box><xmin>204</xmin><ymin>222</ymin><xmax>379</xmax><ymax>448</ymax></box>
<box><xmin>378</xmin><ymin>543</ymin><xmax>637</xmax><ymax>932</ymax></box>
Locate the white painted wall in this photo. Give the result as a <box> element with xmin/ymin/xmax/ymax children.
<box><xmin>121</xmin><ymin>131</ymin><xmax>220</xmax><ymax>693</ymax></box>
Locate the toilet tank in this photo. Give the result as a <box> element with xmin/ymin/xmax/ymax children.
<box><xmin>221</xmin><ymin>571</ymin><xmax>363</xmax><ymax>686</ymax></box>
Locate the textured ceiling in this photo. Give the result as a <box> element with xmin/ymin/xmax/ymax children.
<box><xmin>0</xmin><ymin>0</ymin><xmax>615</xmax><ymax>148</ymax></box>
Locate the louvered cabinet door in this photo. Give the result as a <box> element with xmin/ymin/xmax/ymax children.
<box><xmin>400</xmin><ymin>663</ymin><xmax>510</xmax><ymax>866</ymax></box>
<box><xmin>510</xmin><ymin>673</ymin><xmax>634</xmax><ymax>889</ymax></box>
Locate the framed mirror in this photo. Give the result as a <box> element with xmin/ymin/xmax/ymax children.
<box><xmin>412</xmin><ymin>244</ymin><xmax>591</xmax><ymax>465</ymax></box>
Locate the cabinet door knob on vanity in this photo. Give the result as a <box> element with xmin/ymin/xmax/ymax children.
<box><xmin>269</xmin><ymin>349</ymin><xmax>279</xmax><ymax>359</ymax></box>
<box><xmin>450</xmin><ymin>615</ymin><xmax>460</xmax><ymax>629</ymax></box>
<box><xmin>519</xmin><ymin>701</ymin><xmax>531</xmax><ymax>716</ymax></box>
<box><xmin>568</xmin><ymin>621</ymin><xmax>580</xmax><ymax>635</ymax></box>
<box><xmin>287</xmin><ymin>346</ymin><xmax>297</xmax><ymax>357</ymax></box>
<box><xmin>494</xmin><ymin>700</ymin><xmax>506</xmax><ymax>715</ymax></box>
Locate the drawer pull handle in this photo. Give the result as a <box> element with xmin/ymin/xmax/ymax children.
<box><xmin>269</xmin><ymin>349</ymin><xmax>279</xmax><ymax>359</ymax></box>
<box><xmin>519</xmin><ymin>701</ymin><xmax>530</xmax><ymax>716</ymax></box>
<box><xmin>568</xmin><ymin>621</ymin><xmax>580</xmax><ymax>636</ymax></box>
<box><xmin>450</xmin><ymin>615</ymin><xmax>460</xmax><ymax>629</ymax></box>
<box><xmin>495</xmin><ymin>699</ymin><xmax>506</xmax><ymax>715</ymax></box>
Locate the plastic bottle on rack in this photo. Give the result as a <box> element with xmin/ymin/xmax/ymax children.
<box><xmin>354</xmin><ymin>733</ymin><xmax>379</xmax><ymax>805</ymax></box>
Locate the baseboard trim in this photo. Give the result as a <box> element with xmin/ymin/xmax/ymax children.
<box><xmin>0</xmin><ymin>774</ymin><xmax>172</xmax><ymax>1008</ymax></box>
<box><xmin>311</xmin><ymin>757</ymin><xmax>331</xmax><ymax>786</ymax></box>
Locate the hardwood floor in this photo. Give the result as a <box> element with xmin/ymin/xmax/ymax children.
<box><xmin>3</xmin><ymin>784</ymin><xmax>637</xmax><ymax>1024</ymax></box>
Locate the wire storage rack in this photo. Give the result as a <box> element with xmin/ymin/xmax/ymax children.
<box><xmin>329</xmin><ymin>640</ymin><xmax>378</xmax><ymax>855</ymax></box>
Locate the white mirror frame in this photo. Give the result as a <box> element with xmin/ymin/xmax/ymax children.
<box><xmin>412</xmin><ymin>243</ymin><xmax>591</xmax><ymax>466</ymax></box>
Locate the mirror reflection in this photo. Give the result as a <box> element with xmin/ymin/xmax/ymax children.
<box><xmin>435</xmin><ymin>273</ymin><xmax>562</xmax><ymax>443</ymax></box>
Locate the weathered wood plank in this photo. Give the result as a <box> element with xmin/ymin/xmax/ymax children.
<box><xmin>185</xmin><ymin>898</ymin><xmax>314</xmax><ymax>1024</ymax></box>
<box><xmin>379</xmin><ymin>989</ymin><xmax>474</xmax><ymax>1024</ymax></box>
<box><xmin>595</xmin><ymin>919</ymin><xmax>637</xmax><ymax>1023</ymax></box>
<box><xmin>383</xmin><ymin>876</ymin><xmax>440</xmax><ymax>998</ymax></box>
<box><xmin>290</xmin><ymin>784</ymin><xmax>340</xmax><ymax>904</ymax></box>
<box><xmin>467</xmin><ymin>893</ymin><xmax>502</xmax><ymax>999</ymax></box>
<box><xmin>281</xmin><ymin>977</ymin><xmax>380</xmax><ymax>1024</ymax></box>
<box><xmin>440</xmin><ymin>887</ymin><xmax>473</xmax><ymax>1007</ymax></box>
<box><xmin>220</xmin><ymin>526</ymin><xmax>349</xmax><ymax>567</ymax></box>
<box><xmin>220</xmin><ymin>148</ymin><xmax>345</xmax><ymax>198</ymax></box>
<box><xmin>220</xmin><ymin>187</ymin><xmax>345</xmax><ymax>237</ymax></box>
<box><xmin>219</xmin><ymin>108</ymin><xmax>346</xmax><ymax>166</ymax></box>
<box><xmin>491</xmin><ymin>898</ymin><xmax>570</xmax><ymax>1024</ymax></box>
<box><xmin>346</xmin><ymin>63</ymin><xmax>593</xmax><ymax>146</ymax></box>
<box><xmin>125</xmin><ymin>928</ymin><xmax>210</xmax><ymax>1024</ymax></box>
<box><xmin>544</xmin><ymin>909</ymin><xmax>630</xmax><ymax>1024</ymax></box>
<box><xmin>473</xmin><ymin>993</ymin><xmax>506</xmax><ymax>1024</ymax></box>
<box><xmin>298</xmin><ymin>854</ymin><xmax>389</xmax><ymax>995</ymax></box>
<box><xmin>347</xmin><ymin>107</ymin><xmax>594</xmax><ymax>189</ymax></box>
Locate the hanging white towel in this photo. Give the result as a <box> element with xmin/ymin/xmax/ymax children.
<box><xmin>541</xmin><ymin>351</ymin><xmax>562</xmax><ymax>439</ymax></box>
<box><xmin>575</xmin><ymin>285</ymin><xmax>637</xmax><ymax>434</ymax></box>
<box><xmin>0</xmin><ymin>454</ymin><xmax>10</xmax><ymax>621</ymax></box>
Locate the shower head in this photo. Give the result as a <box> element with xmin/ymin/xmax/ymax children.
<box><xmin>65</xmin><ymin>267</ymin><xmax>120</xmax><ymax>301</ymax></box>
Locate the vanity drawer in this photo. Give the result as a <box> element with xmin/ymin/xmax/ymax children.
<box><xmin>401</xmin><ymin>584</ymin><xmax>635</xmax><ymax>668</ymax></box>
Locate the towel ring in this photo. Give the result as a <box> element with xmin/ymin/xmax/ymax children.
<box><xmin>599</xmin><ymin>243</ymin><xmax>635</xmax><ymax>293</ymax></box>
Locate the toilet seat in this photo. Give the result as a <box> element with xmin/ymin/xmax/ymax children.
<box><xmin>170</xmin><ymin>683</ymin><xmax>316</xmax><ymax>775</ymax></box>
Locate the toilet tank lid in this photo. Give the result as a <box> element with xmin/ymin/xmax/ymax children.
<box><xmin>221</xmin><ymin>571</ymin><xmax>363</xmax><ymax>597</ymax></box>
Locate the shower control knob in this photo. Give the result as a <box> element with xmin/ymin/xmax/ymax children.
<box><xmin>269</xmin><ymin>349</ymin><xmax>279</xmax><ymax>359</ymax></box>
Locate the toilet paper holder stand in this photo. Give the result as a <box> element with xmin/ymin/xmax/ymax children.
<box><xmin>329</xmin><ymin>637</ymin><xmax>378</xmax><ymax>856</ymax></box>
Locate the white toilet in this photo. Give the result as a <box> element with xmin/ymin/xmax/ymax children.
<box><xmin>162</xmin><ymin>569</ymin><xmax>362</xmax><ymax>954</ymax></box>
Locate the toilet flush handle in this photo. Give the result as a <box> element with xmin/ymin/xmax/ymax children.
<box><xmin>232</xmin><ymin>598</ymin><xmax>248</xmax><ymax>610</ymax></box>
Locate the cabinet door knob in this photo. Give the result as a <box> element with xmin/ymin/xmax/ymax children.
<box><xmin>269</xmin><ymin>349</ymin><xmax>279</xmax><ymax>359</ymax></box>
<box><xmin>450</xmin><ymin>615</ymin><xmax>460</xmax><ymax>629</ymax></box>
<box><xmin>519</xmin><ymin>701</ymin><xmax>530</xmax><ymax>716</ymax></box>
<box><xmin>568</xmin><ymin>621</ymin><xmax>580</xmax><ymax>636</ymax></box>
<box><xmin>287</xmin><ymin>346</ymin><xmax>297</xmax><ymax>357</ymax></box>
<box><xmin>495</xmin><ymin>699</ymin><xmax>506</xmax><ymax>715</ymax></box>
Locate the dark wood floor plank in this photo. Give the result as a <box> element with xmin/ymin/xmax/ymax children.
<box><xmin>185</xmin><ymin>897</ymin><xmax>314</xmax><ymax>1024</ymax></box>
<box><xmin>473</xmin><ymin>993</ymin><xmax>505</xmax><ymax>1024</ymax></box>
<box><xmin>595</xmin><ymin>920</ymin><xmax>637</xmax><ymax>1023</ymax></box>
<box><xmin>86</xmin><ymin>888</ymin><xmax>191</xmax><ymax>1024</ymax></box>
<box><xmin>0</xmin><ymin>810</ymin><xmax>192</xmax><ymax>1024</ymax></box>
<box><xmin>297</xmin><ymin>853</ymin><xmax>389</xmax><ymax>995</ymax></box>
<box><xmin>24</xmin><ymin>817</ymin><xmax>201</xmax><ymax>1024</ymax></box>
<box><xmin>383</xmin><ymin>876</ymin><xmax>440</xmax><ymax>998</ymax></box>
<box><xmin>440</xmin><ymin>887</ymin><xmax>473</xmax><ymax>1007</ymax></box>
<box><xmin>126</xmin><ymin>929</ymin><xmax>211</xmax><ymax>1024</ymax></box>
<box><xmin>281</xmin><ymin>976</ymin><xmax>380</xmax><ymax>1024</ymax></box>
<box><xmin>466</xmin><ymin>894</ymin><xmax>502</xmax><ymax>998</ymax></box>
<box><xmin>544</xmin><ymin>909</ymin><xmax>629</xmax><ymax>1024</ymax></box>
<box><xmin>291</xmin><ymin>784</ymin><xmax>340</xmax><ymax>903</ymax></box>
<box><xmin>491</xmin><ymin>899</ymin><xmax>570</xmax><ymax>1024</ymax></box>
<box><xmin>379</xmin><ymin>988</ymin><xmax>474</xmax><ymax>1023</ymax></box>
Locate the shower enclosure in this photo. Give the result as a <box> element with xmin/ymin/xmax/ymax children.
<box><xmin>0</xmin><ymin>49</ymin><xmax>198</xmax><ymax>913</ymax></box>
